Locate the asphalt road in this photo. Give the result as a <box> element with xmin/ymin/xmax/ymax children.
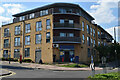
<box><xmin>1</xmin><ymin>65</ymin><xmax>119</xmax><ymax>78</ymax></box>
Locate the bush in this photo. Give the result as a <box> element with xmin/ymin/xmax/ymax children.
<box><xmin>22</xmin><ymin>59</ymin><xmax>33</xmax><ymax>63</ymax></box>
<box><xmin>1</xmin><ymin>57</ymin><xmax>18</xmax><ymax>62</ymax></box>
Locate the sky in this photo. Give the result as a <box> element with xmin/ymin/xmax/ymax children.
<box><xmin>0</xmin><ymin>0</ymin><xmax>119</xmax><ymax>41</ymax></box>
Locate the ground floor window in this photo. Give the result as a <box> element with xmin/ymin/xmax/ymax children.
<box><xmin>14</xmin><ymin>49</ymin><xmax>20</xmax><ymax>58</ymax></box>
<box><xmin>25</xmin><ymin>48</ymin><xmax>30</xmax><ymax>57</ymax></box>
<box><xmin>3</xmin><ymin>50</ymin><xmax>8</xmax><ymax>58</ymax></box>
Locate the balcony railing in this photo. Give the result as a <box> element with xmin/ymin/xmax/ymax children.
<box><xmin>53</xmin><ymin>23</ymin><xmax>81</xmax><ymax>30</ymax></box>
<box><xmin>53</xmin><ymin>36</ymin><xmax>81</xmax><ymax>43</ymax></box>
<box><xmin>4</xmin><ymin>32</ymin><xmax>10</xmax><ymax>37</ymax></box>
<box><xmin>14</xmin><ymin>42</ymin><xmax>22</xmax><ymax>47</ymax></box>
<box><xmin>4</xmin><ymin>43</ymin><xmax>10</xmax><ymax>48</ymax></box>
<box><xmin>14</xmin><ymin>31</ymin><xmax>22</xmax><ymax>35</ymax></box>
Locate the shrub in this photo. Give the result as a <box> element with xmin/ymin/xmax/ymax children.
<box><xmin>22</xmin><ymin>59</ymin><xmax>32</xmax><ymax>63</ymax></box>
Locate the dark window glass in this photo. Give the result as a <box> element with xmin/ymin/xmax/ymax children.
<box><xmin>36</xmin><ymin>21</ymin><xmax>42</xmax><ymax>31</ymax></box>
<box><xmin>25</xmin><ymin>48</ymin><xmax>30</xmax><ymax>57</ymax></box>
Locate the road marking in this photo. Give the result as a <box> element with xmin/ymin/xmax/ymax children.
<box><xmin>0</xmin><ymin>69</ymin><xmax>16</xmax><ymax>78</ymax></box>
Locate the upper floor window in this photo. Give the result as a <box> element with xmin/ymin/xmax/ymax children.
<box><xmin>29</xmin><ymin>13</ymin><xmax>34</xmax><ymax>19</ymax></box>
<box><xmin>90</xmin><ymin>27</ymin><xmax>92</xmax><ymax>36</ymax></box>
<box><xmin>25</xmin><ymin>36</ymin><xmax>30</xmax><ymax>45</ymax></box>
<box><xmin>87</xmin><ymin>25</ymin><xmax>90</xmax><ymax>34</ymax></box>
<box><xmin>19</xmin><ymin>16</ymin><xmax>25</xmax><ymax>21</ymax></box>
<box><xmin>4</xmin><ymin>39</ymin><xmax>9</xmax><ymax>48</ymax></box>
<box><xmin>93</xmin><ymin>39</ymin><xmax>95</xmax><ymax>47</ymax></box>
<box><xmin>82</xmin><ymin>21</ymin><xmax>84</xmax><ymax>31</ymax></box>
<box><xmin>14</xmin><ymin>37</ymin><xmax>20</xmax><ymax>46</ymax></box>
<box><xmin>98</xmin><ymin>41</ymin><xmax>100</xmax><ymax>46</ymax></box>
<box><xmin>15</xmin><ymin>25</ymin><xmax>21</xmax><ymax>35</ymax></box>
<box><xmin>46</xmin><ymin>19</ymin><xmax>50</xmax><ymax>29</ymax></box>
<box><xmin>25</xmin><ymin>48</ymin><xmax>30</xmax><ymax>57</ymax></box>
<box><xmin>36</xmin><ymin>21</ymin><xmax>42</xmax><ymax>31</ymax></box>
<box><xmin>40</xmin><ymin>10</ymin><xmax>48</xmax><ymax>16</ymax></box>
<box><xmin>87</xmin><ymin>36</ymin><xmax>90</xmax><ymax>46</ymax></box>
<box><xmin>59</xmin><ymin>8</ymin><xmax>66</xmax><ymax>13</ymax></box>
<box><xmin>82</xmin><ymin>34</ymin><xmax>85</xmax><ymax>44</ymax></box>
<box><xmin>25</xmin><ymin>24</ymin><xmax>31</xmax><ymax>33</ymax></box>
<box><xmin>36</xmin><ymin>34</ymin><xmax>42</xmax><ymax>44</ymax></box>
<box><xmin>93</xmin><ymin>29</ymin><xmax>95</xmax><ymax>37</ymax></box>
<box><xmin>98</xmin><ymin>31</ymin><xmax>100</xmax><ymax>38</ymax></box>
<box><xmin>4</xmin><ymin>28</ymin><xmax>10</xmax><ymax>37</ymax></box>
<box><xmin>69</xmin><ymin>20</ymin><xmax>74</xmax><ymax>24</ymax></box>
<box><xmin>60</xmin><ymin>33</ymin><xmax>66</xmax><ymax>37</ymax></box>
<box><xmin>60</xmin><ymin>19</ymin><xmax>64</xmax><ymax>24</ymax></box>
<box><xmin>46</xmin><ymin>32</ymin><xmax>50</xmax><ymax>43</ymax></box>
<box><xmin>68</xmin><ymin>33</ymin><xmax>74</xmax><ymax>37</ymax></box>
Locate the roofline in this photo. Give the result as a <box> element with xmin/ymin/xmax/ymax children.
<box><xmin>12</xmin><ymin>3</ymin><xmax>94</xmax><ymax>20</ymax></box>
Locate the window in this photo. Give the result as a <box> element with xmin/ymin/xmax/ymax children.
<box><xmin>87</xmin><ymin>37</ymin><xmax>90</xmax><ymax>46</ymax></box>
<box><xmin>46</xmin><ymin>19</ymin><xmax>50</xmax><ymax>29</ymax></box>
<box><xmin>93</xmin><ymin>29</ymin><xmax>95</xmax><ymax>37</ymax></box>
<box><xmin>36</xmin><ymin>21</ymin><xmax>42</xmax><ymax>31</ymax></box>
<box><xmin>82</xmin><ymin>21</ymin><xmax>84</xmax><ymax>31</ymax></box>
<box><xmin>82</xmin><ymin>34</ymin><xmax>85</xmax><ymax>44</ymax></box>
<box><xmin>98</xmin><ymin>31</ymin><xmax>100</xmax><ymax>38</ymax></box>
<box><xmin>60</xmin><ymin>19</ymin><xmax>64</xmax><ymax>24</ymax></box>
<box><xmin>66</xmin><ymin>8</ymin><xmax>72</xmax><ymax>13</ymax></box>
<box><xmin>40</xmin><ymin>10</ymin><xmax>48</xmax><ymax>16</ymax></box>
<box><xmin>98</xmin><ymin>41</ymin><xmax>100</xmax><ymax>46</ymax></box>
<box><xmin>25</xmin><ymin>36</ymin><xmax>30</xmax><ymax>45</ymax></box>
<box><xmin>14</xmin><ymin>49</ymin><xmax>20</xmax><ymax>58</ymax></box>
<box><xmin>45</xmin><ymin>10</ymin><xmax>48</xmax><ymax>15</ymax></box>
<box><xmin>15</xmin><ymin>25</ymin><xmax>21</xmax><ymax>35</ymax></box>
<box><xmin>88</xmin><ymin>48</ymin><xmax>91</xmax><ymax>57</ymax></box>
<box><xmin>87</xmin><ymin>25</ymin><xmax>90</xmax><ymax>34</ymax></box>
<box><xmin>40</xmin><ymin>11</ymin><xmax>43</xmax><ymax>16</ymax></box>
<box><xmin>68</xmin><ymin>33</ymin><xmax>74</xmax><ymax>37</ymax></box>
<box><xmin>4</xmin><ymin>39</ymin><xmax>9</xmax><ymax>48</ymax></box>
<box><xmin>69</xmin><ymin>20</ymin><xmax>74</xmax><ymax>24</ymax></box>
<box><xmin>46</xmin><ymin>32</ymin><xmax>50</xmax><ymax>43</ymax></box>
<box><xmin>25</xmin><ymin>24</ymin><xmax>30</xmax><ymax>33</ymax></box>
<box><xmin>19</xmin><ymin>16</ymin><xmax>25</xmax><ymax>21</ymax></box>
<box><xmin>90</xmin><ymin>27</ymin><xmax>92</xmax><ymax>35</ymax></box>
<box><xmin>93</xmin><ymin>40</ymin><xmax>95</xmax><ymax>47</ymax></box>
<box><xmin>14</xmin><ymin>37</ymin><xmax>20</xmax><ymax>46</ymax></box>
<box><xmin>91</xmin><ymin>38</ymin><xmax>93</xmax><ymax>44</ymax></box>
<box><xmin>4</xmin><ymin>28</ymin><xmax>9</xmax><ymax>37</ymax></box>
<box><xmin>36</xmin><ymin>34</ymin><xmax>42</xmax><ymax>44</ymax></box>
<box><xmin>59</xmin><ymin>8</ymin><xmax>66</xmax><ymax>13</ymax></box>
<box><xmin>3</xmin><ymin>50</ymin><xmax>8</xmax><ymax>58</ymax></box>
<box><xmin>60</xmin><ymin>33</ymin><xmax>66</xmax><ymax>37</ymax></box>
<box><xmin>25</xmin><ymin>48</ymin><xmax>30</xmax><ymax>57</ymax></box>
<box><xmin>29</xmin><ymin>13</ymin><xmax>34</xmax><ymax>19</ymax></box>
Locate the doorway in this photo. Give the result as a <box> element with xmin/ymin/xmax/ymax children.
<box><xmin>64</xmin><ymin>51</ymin><xmax>70</xmax><ymax>62</ymax></box>
<box><xmin>35</xmin><ymin>50</ymin><xmax>41</xmax><ymax>63</ymax></box>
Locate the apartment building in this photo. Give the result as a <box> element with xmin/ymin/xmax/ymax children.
<box><xmin>1</xmin><ymin>3</ymin><xmax>113</xmax><ymax>63</ymax></box>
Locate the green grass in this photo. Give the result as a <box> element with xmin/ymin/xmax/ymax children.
<box><xmin>88</xmin><ymin>72</ymin><xmax>120</xmax><ymax>80</ymax></box>
<box><xmin>58</xmin><ymin>63</ymin><xmax>88</xmax><ymax>68</ymax></box>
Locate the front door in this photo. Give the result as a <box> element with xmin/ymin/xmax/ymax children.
<box><xmin>35</xmin><ymin>50</ymin><xmax>41</xmax><ymax>63</ymax></box>
<box><xmin>64</xmin><ymin>51</ymin><xmax>70</xmax><ymax>62</ymax></box>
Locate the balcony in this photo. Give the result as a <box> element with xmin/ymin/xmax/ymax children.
<box><xmin>101</xmin><ymin>34</ymin><xmax>107</xmax><ymax>39</ymax></box>
<box><xmin>4</xmin><ymin>43</ymin><xmax>10</xmax><ymax>48</ymax></box>
<box><xmin>4</xmin><ymin>32</ymin><xmax>10</xmax><ymax>37</ymax></box>
<box><xmin>14</xmin><ymin>42</ymin><xmax>22</xmax><ymax>47</ymax></box>
<box><xmin>53</xmin><ymin>23</ymin><xmax>81</xmax><ymax>30</ymax></box>
<box><xmin>106</xmin><ymin>38</ymin><xmax>112</xmax><ymax>42</ymax></box>
<box><xmin>53</xmin><ymin>36</ymin><xmax>81</xmax><ymax>44</ymax></box>
<box><xmin>14</xmin><ymin>31</ymin><xmax>22</xmax><ymax>36</ymax></box>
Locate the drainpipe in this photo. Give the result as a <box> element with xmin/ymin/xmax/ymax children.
<box><xmin>22</xmin><ymin>21</ymin><xmax>25</xmax><ymax>59</ymax></box>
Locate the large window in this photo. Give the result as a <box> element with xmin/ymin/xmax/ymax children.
<box><xmin>88</xmin><ymin>48</ymin><xmax>91</xmax><ymax>57</ymax></box>
<box><xmin>40</xmin><ymin>10</ymin><xmax>48</xmax><ymax>16</ymax></box>
<box><xmin>4</xmin><ymin>39</ymin><xmax>9</xmax><ymax>48</ymax></box>
<box><xmin>46</xmin><ymin>19</ymin><xmax>50</xmax><ymax>29</ymax></box>
<box><xmin>82</xmin><ymin>21</ymin><xmax>84</xmax><ymax>31</ymax></box>
<box><xmin>87</xmin><ymin>37</ymin><xmax>90</xmax><ymax>46</ymax></box>
<box><xmin>98</xmin><ymin>41</ymin><xmax>100</xmax><ymax>46</ymax></box>
<box><xmin>91</xmin><ymin>38</ymin><xmax>93</xmax><ymax>46</ymax></box>
<box><xmin>36</xmin><ymin>21</ymin><xmax>42</xmax><ymax>31</ymax></box>
<box><xmin>25</xmin><ymin>24</ymin><xmax>31</xmax><ymax>33</ymax></box>
<box><xmin>93</xmin><ymin>29</ymin><xmax>95</xmax><ymax>37</ymax></box>
<box><xmin>15</xmin><ymin>25</ymin><xmax>21</xmax><ymax>35</ymax></box>
<box><xmin>60</xmin><ymin>19</ymin><xmax>64</xmax><ymax>24</ymax></box>
<box><xmin>82</xmin><ymin>34</ymin><xmax>85</xmax><ymax>44</ymax></box>
<box><xmin>25</xmin><ymin>36</ymin><xmax>30</xmax><ymax>45</ymax></box>
<box><xmin>3</xmin><ymin>50</ymin><xmax>8</xmax><ymax>58</ymax></box>
<box><xmin>29</xmin><ymin>13</ymin><xmax>34</xmax><ymax>19</ymax></box>
<box><xmin>90</xmin><ymin>27</ymin><xmax>92</xmax><ymax>36</ymax></box>
<box><xmin>59</xmin><ymin>8</ymin><xmax>66</xmax><ymax>13</ymax></box>
<box><xmin>98</xmin><ymin>31</ymin><xmax>100</xmax><ymax>38</ymax></box>
<box><xmin>60</xmin><ymin>33</ymin><xmax>66</xmax><ymax>37</ymax></box>
<box><xmin>19</xmin><ymin>16</ymin><xmax>25</xmax><ymax>21</ymax></box>
<box><xmin>68</xmin><ymin>33</ymin><xmax>74</xmax><ymax>37</ymax></box>
<box><xmin>25</xmin><ymin>48</ymin><xmax>30</xmax><ymax>57</ymax></box>
<box><xmin>4</xmin><ymin>28</ymin><xmax>9</xmax><ymax>37</ymax></box>
<box><xmin>69</xmin><ymin>20</ymin><xmax>74</xmax><ymax>24</ymax></box>
<box><xmin>59</xmin><ymin>8</ymin><xmax>72</xmax><ymax>13</ymax></box>
<box><xmin>87</xmin><ymin>24</ymin><xmax>90</xmax><ymax>34</ymax></box>
<box><xmin>14</xmin><ymin>49</ymin><xmax>20</xmax><ymax>58</ymax></box>
<box><xmin>14</xmin><ymin>37</ymin><xmax>20</xmax><ymax>46</ymax></box>
<box><xmin>46</xmin><ymin>32</ymin><xmax>50</xmax><ymax>43</ymax></box>
<box><xmin>36</xmin><ymin>34</ymin><xmax>42</xmax><ymax>44</ymax></box>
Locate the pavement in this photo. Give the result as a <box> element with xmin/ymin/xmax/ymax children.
<box><xmin>1</xmin><ymin>61</ymin><xmax>103</xmax><ymax>71</ymax></box>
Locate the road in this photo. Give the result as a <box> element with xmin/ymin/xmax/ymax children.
<box><xmin>1</xmin><ymin>64</ymin><xmax>119</xmax><ymax>78</ymax></box>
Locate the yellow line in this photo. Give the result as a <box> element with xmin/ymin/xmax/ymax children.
<box><xmin>0</xmin><ymin>69</ymin><xmax>16</xmax><ymax>78</ymax></box>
